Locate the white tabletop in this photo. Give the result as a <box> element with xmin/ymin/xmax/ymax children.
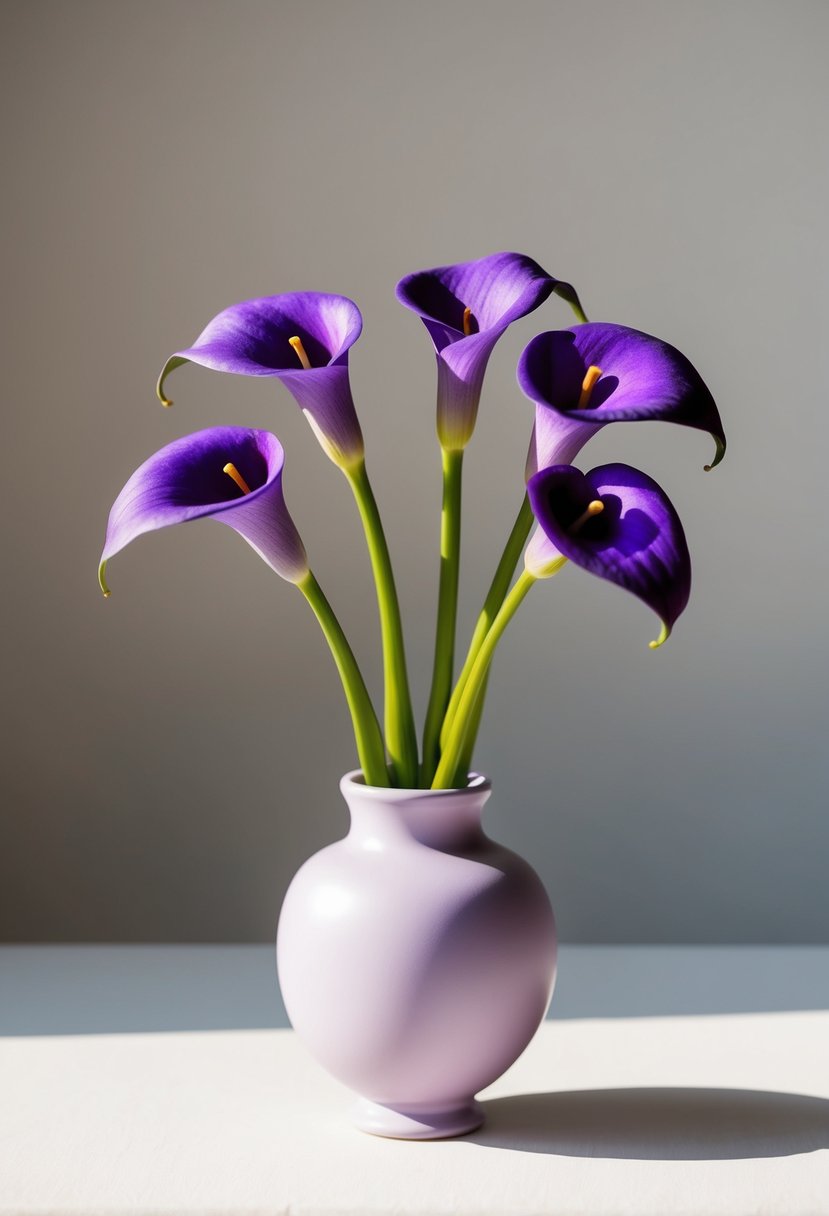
<box><xmin>2</xmin><ymin>946</ymin><xmax>828</xmax><ymax>1215</ymax></box>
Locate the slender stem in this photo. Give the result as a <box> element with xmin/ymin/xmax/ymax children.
<box><xmin>433</xmin><ymin>569</ymin><xmax>537</xmax><ymax>789</ymax></box>
<box><xmin>451</xmin><ymin>669</ymin><xmax>488</xmax><ymax>788</ymax></box>
<box><xmin>344</xmin><ymin>460</ymin><xmax>418</xmax><ymax>787</ymax></box>
<box><xmin>432</xmin><ymin>285</ymin><xmax>588</xmax><ymax>785</ymax></box>
<box><xmin>440</xmin><ymin>493</ymin><xmax>534</xmax><ymax>752</ymax></box>
<box><xmin>420</xmin><ymin>448</ymin><xmax>464</xmax><ymax>786</ymax></box>
<box><xmin>298</xmin><ymin>572</ymin><xmax>389</xmax><ymax>788</ymax></box>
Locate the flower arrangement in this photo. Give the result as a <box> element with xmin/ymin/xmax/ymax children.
<box><xmin>99</xmin><ymin>252</ymin><xmax>724</xmax><ymax>792</ymax></box>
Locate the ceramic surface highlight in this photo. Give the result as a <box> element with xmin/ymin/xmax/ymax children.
<box><xmin>277</xmin><ymin>772</ymin><xmax>557</xmax><ymax>1139</ymax></box>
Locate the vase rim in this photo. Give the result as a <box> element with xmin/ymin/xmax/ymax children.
<box><xmin>341</xmin><ymin>770</ymin><xmax>491</xmax><ymax>800</ymax></box>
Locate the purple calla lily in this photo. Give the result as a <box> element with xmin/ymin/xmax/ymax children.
<box><xmin>526</xmin><ymin>462</ymin><xmax>691</xmax><ymax>648</ymax></box>
<box><xmin>520</xmin><ymin>323</ymin><xmax>725</xmax><ymax>475</ymax></box>
<box><xmin>396</xmin><ymin>251</ymin><xmax>583</xmax><ymax>449</ymax></box>
<box><xmin>99</xmin><ymin>426</ymin><xmax>308</xmax><ymax>594</ymax></box>
<box><xmin>157</xmin><ymin>288</ymin><xmax>418</xmax><ymax>782</ymax></box>
<box><xmin>157</xmin><ymin>293</ymin><xmax>365</xmax><ymax>469</ymax></box>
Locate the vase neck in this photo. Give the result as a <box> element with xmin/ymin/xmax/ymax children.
<box><xmin>340</xmin><ymin>773</ymin><xmax>491</xmax><ymax>852</ymax></box>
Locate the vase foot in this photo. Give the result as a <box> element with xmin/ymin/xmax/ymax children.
<box><xmin>352</xmin><ymin>1097</ymin><xmax>484</xmax><ymax>1140</ymax></box>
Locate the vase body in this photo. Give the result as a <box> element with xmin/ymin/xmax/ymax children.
<box><xmin>276</xmin><ymin>771</ymin><xmax>556</xmax><ymax>1139</ymax></box>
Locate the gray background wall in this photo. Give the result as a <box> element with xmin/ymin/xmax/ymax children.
<box><xmin>2</xmin><ymin>0</ymin><xmax>827</xmax><ymax>943</ymax></box>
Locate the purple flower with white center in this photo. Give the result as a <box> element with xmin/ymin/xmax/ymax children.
<box><xmin>157</xmin><ymin>293</ymin><xmax>365</xmax><ymax>469</ymax></box>
<box><xmin>396</xmin><ymin>252</ymin><xmax>583</xmax><ymax>450</ymax></box>
<box><xmin>519</xmin><ymin>323</ymin><xmax>726</xmax><ymax>476</ymax></box>
<box><xmin>526</xmin><ymin>462</ymin><xmax>692</xmax><ymax>648</ymax></box>
<box><xmin>98</xmin><ymin>427</ymin><xmax>309</xmax><ymax>595</ymax></box>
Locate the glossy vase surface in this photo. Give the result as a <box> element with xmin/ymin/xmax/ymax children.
<box><xmin>276</xmin><ymin>771</ymin><xmax>556</xmax><ymax>1139</ymax></box>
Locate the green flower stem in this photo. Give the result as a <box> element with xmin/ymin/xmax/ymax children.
<box><xmin>451</xmin><ymin>668</ymin><xmax>489</xmax><ymax>788</ymax></box>
<box><xmin>298</xmin><ymin>571</ymin><xmax>389</xmax><ymax>788</ymax></box>
<box><xmin>440</xmin><ymin>492</ymin><xmax>534</xmax><ymax>752</ymax></box>
<box><xmin>420</xmin><ymin>447</ymin><xmax>464</xmax><ymax>786</ymax></box>
<box><xmin>344</xmin><ymin>459</ymin><xmax>418</xmax><ymax>787</ymax></box>
<box><xmin>432</xmin><ymin>291</ymin><xmax>587</xmax><ymax>786</ymax></box>
<box><xmin>433</xmin><ymin>568</ymin><xmax>537</xmax><ymax>789</ymax></box>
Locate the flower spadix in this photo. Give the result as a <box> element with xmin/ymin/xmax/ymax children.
<box><xmin>99</xmin><ymin>427</ymin><xmax>308</xmax><ymax>594</ymax></box>
<box><xmin>396</xmin><ymin>252</ymin><xmax>582</xmax><ymax>450</ymax></box>
<box><xmin>157</xmin><ymin>293</ymin><xmax>364</xmax><ymax>469</ymax></box>
<box><xmin>526</xmin><ymin>463</ymin><xmax>691</xmax><ymax>648</ymax></box>
<box><xmin>520</xmin><ymin>323</ymin><xmax>726</xmax><ymax>476</ymax></box>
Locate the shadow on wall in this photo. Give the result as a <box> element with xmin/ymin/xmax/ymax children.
<box><xmin>1</xmin><ymin>944</ymin><xmax>828</xmax><ymax>1036</ymax></box>
<box><xmin>471</xmin><ymin>1087</ymin><xmax>829</xmax><ymax>1160</ymax></box>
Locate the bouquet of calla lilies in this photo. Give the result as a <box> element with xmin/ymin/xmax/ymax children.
<box><xmin>100</xmin><ymin>252</ymin><xmax>725</xmax><ymax>790</ymax></box>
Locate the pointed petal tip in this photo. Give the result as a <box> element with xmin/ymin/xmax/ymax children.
<box><xmin>156</xmin><ymin>369</ymin><xmax>172</xmax><ymax>408</ymax></box>
<box><xmin>156</xmin><ymin>355</ymin><xmax>189</xmax><ymax>408</ymax></box>
<box><xmin>704</xmin><ymin>434</ymin><xmax>727</xmax><ymax>472</ymax></box>
<box><xmin>156</xmin><ymin>374</ymin><xmax>173</xmax><ymax>408</ymax></box>
<box><xmin>552</xmin><ymin>281</ymin><xmax>588</xmax><ymax>324</ymax></box>
<box><xmin>649</xmin><ymin>621</ymin><xmax>671</xmax><ymax>650</ymax></box>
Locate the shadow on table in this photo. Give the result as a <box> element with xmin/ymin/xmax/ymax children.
<box><xmin>471</xmin><ymin>1087</ymin><xmax>829</xmax><ymax>1159</ymax></box>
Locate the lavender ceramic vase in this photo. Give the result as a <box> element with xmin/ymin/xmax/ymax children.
<box><xmin>276</xmin><ymin>771</ymin><xmax>556</xmax><ymax>1140</ymax></box>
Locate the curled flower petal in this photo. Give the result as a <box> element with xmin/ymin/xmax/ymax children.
<box><xmin>99</xmin><ymin>427</ymin><xmax>309</xmax><ymax>593</ymax></box>
<box><xmin>157</xmin><ymin>293</ymin><xmax>365</xmax><ymax>469</ymax></box>
<box><xmin>520</xmin><ymin>323</ymin><xmax>725</xmax><ymax>476</ymax></box>
<box><xmin>526</xmin><ymin>463</ymin><xmax>691</xmax><ymax>646</ymax></box>
<box><xmin>397</xmin><ymin>252</ymin><xmax>582</xmax><ymax>449</ymax></box>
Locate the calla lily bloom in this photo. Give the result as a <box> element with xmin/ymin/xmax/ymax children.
<box><xmin>157</xmin><ymin>289</ymin><xmax>417</xmax><ymax>783</ymax></box>
<box><xmin>99</xmin><ymin>426</ymin><xmax>309</xmax><ymax>595</ymax></box>
<box><xmin>396</xmin><ymin>251</ymin><xmax>584</xmax><ymax>450</ymax></box>
<box><xmin>99</xmin><ymin>425</ymin><xmax>393</xmax><ymax>786</ymax></box>
<box><xmin>526</xmin><ymin>462</ymin><xmax>692</xmax><ymax>648</ymax></box>
<box><xmin>433</xmin><ymin>460</ymin><xmax>691</xmax><ymax>787</ymax></box>
<box><xmin>520</xmin><ymin>323</ymin><xmax>725</xmax><ymax>476</ymax></box>
<box><xmin>157</xmin><ymin>293</ymin><xmax>365</xmax><ymax>469</ymax></box>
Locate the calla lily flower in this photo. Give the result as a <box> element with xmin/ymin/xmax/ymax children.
<box><xmin>526</xmin><ymin>462</ymin><xmax>691</xmax><ymax>648</ymax></box>
<box><xmin>157</xmin><ymin>293</ymin><xmax>365</xmax><ymax>469</ymax></box>
<box><xmin>396</xmin><ymin>251</ymin><xmax>583</xmax><ymax>450</ymax></box>
<box><xmin>520</xmin><ymin>323</ymin><xmax>725</xmax><ymax>476</ymax></box>
<box><xmin>99</xmin><ymin>426</ymin><xmax>309</xmax><ymax>594</ymax></box>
